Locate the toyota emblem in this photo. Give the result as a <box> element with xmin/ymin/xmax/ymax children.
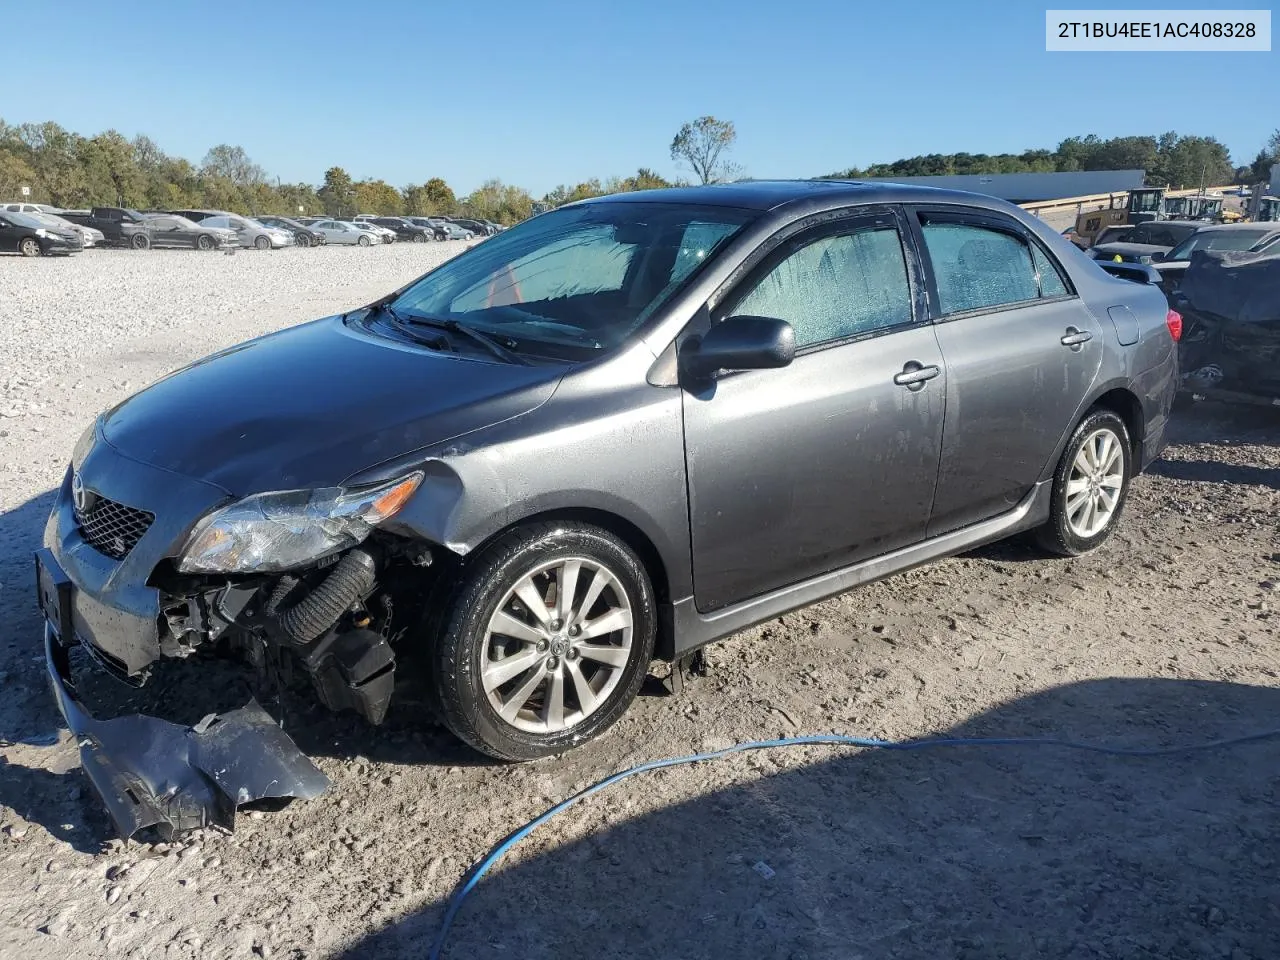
<box><xmin>71</xmin><ymin>472</ymin><xmax>87</xmax><ymax>512</ymax></box>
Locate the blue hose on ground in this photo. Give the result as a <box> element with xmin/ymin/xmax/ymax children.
<box><xmin>428</xmin><ymin>727</ymin><xmax>1280</xmax><ymax>960</ymax></box>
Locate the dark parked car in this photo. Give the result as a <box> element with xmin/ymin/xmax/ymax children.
<box><xmin>0</xmin><ymin>210</ymin><xmax>83</xmax><ymax>256</ymax></box>
<box><xmin>58</xmin><ymin>207</ymin><xmax>153</xmax><ymax>248</ymax></box>
<box><xmin>256</xmin><ymin>215</ymin><xmax>327</xmax><ymax>247</ymax></box>
<box><xmin>369</xmin><ymin>216</ymin><xmax>434</xmax><ymax>242</ymax></box>
<box><xmin>135</xmin><ymin>214</ymin><xmax>240</xmax><ymax>250</ymax></box>
<box><xmin>1154</xmin><ymin>223</ymin><xmax>1280</xmax><ymax>294</ymax></box>
<box><xmin>449</xmin><ymin>217</ymin><xmax>494</xmax><ymax>236</ymax></box>
<box><xmin>403</xmin><ymin>216</ymin><xmax>450</xmax><ymax>240</ymax></box>
<box><xmin>1089</xmin><ymin>220</ymin><xmax>1203</xmax><ymax>265</ymax></box>
<box><xmin>36</xmin><ymin>181</ymin><xmax>1179</xmax><ymax>833</ymax></box>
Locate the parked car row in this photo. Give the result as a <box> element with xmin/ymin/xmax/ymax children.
<box><xmin>1</xmin><ymin>202</ymin><xmax>488</xmax><ymax>256</ymax></box>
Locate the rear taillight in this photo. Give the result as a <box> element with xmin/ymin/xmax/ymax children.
<box><xmin>1165</xmin><ymin>309</ymin><xmax>1183</xmax><ymax>342</ymax></box>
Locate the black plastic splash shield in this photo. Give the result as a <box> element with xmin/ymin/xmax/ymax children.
<box><xmin>44</xmin><ymin>625</ymin><xmax>330</xmax><ymax>840</ymax></box>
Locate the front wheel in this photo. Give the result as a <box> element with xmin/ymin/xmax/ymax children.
<box><xmin>357</xmin><ymin>235</ymin><xmax>371</xmax><ymax>247</ymax></box>
<box><xmin>411</xmin><ymin>232</ymin><xmax>426</xmax><ymax>243</ymax></box>
<box><xmin>295</xmin><ymin>232</ymin><xmax>311</xmax><ymax>247</ymax></box>
<box><xmin>1035</xmin><ymin>409</ymin><xmax>1132</xmax><ymax>557</ymax></box>
<box><xmin>432</xmin><ymin>522</ymin><xmax>657</xmax><ymax>761</ymax></box>
<box><xmin>196</xmin><ymin>234</ymin><xmax>214</xmax><ymax>251</ymax></box>
<box><xmin>19</xmin><ymin>237</ymin><xmax>40</xmax><ymax>257</ymax></box>
<box><xmin>254</xmin><ymin>235</ymin><xmax>270</xmax><ymax>251</ymax></box>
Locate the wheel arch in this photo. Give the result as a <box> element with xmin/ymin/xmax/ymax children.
<box><xmin>1088</xmin><ymin>385</ymin><xmax>1145</xmax><ymax>466</ymax></box>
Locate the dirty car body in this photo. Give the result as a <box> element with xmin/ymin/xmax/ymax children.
<box><xmin>38</xmin><ymin>180</ymin><xmax>1179</xmax><ymax>822</ymax></box>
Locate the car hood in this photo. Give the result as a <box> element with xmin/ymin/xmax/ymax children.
<box><xmin>100</xmin><ymin>315</ymin><xmax>565</xmax><ymax>496</ymax></box>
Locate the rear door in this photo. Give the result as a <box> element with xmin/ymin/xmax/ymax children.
<box><xmin>907</xmin><ymin>206</ymin><xmax>1103</xmax><ymax>536</ymax></box>
<box><xmin>682</xmin><ymin>207</ymin><xmax>946</xmax><ymax>612</ymax></box>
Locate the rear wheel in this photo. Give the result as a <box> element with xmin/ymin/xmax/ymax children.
<box><xmin>19</xmin><ymin>237</ymin><xmax>40</xmax><ymax>257</ymax></box>
<box><xmin>1035</xmin><ymin>409</ymin><xmax>1132</xmax><ymax>557</ymax></box>
<box><xmin>195</xmin><ymin>234</ymin><xmax>214</xmax><ymax>251</ymax></box>
<box><xmin>254</xmin><ymin>235</ymin><xmax>270</xmax><ymax>251</ymax></box>
<box><xmin>130</xmin><ymin>233</ymin><xmax>150</xmax><ymax>250</ymax></box>
<box><xmin>432</xmin><ymin>522</ymin><xmax>657</xmax><ymax>761</ymax></box>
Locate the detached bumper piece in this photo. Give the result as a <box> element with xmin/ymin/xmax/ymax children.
<box><xmin>44</xmin><ymin>625</ymin><xmax>330</xmax><ymax>841</ymax></box>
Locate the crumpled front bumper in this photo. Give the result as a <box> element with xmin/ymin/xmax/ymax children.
<box><xmin>39</xmin><ymin>551</ymin><xmax>330</xmax><ymax>840</ymax></box>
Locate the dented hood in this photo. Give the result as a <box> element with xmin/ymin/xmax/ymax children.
<box><xmin>101</xmin><ymin>316</ymin><xmax>563</xmax><ymax>495</ymax></box>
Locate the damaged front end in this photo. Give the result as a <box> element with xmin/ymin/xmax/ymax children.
<box><xmin>37</xmin><ymin>452</ymin><xmax>442</xmax><ymax>839</ymax></box>
<box><xmin>43</xmin><ymin>620</ymin><xmax>329</xmax><ymax>840</ymax></box>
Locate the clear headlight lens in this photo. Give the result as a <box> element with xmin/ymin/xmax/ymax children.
<box><xmin>177</xmin><ymin>472</ymin><xmax>422</xmax><ymax>574</ymax></box>
<box><xmin>35</xmin><ymin>228</ymin><xmax>50</xmax><ymax>238</ymax></box>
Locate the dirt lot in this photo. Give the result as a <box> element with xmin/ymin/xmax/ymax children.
<box><xmin>1</xmin><ymin>248</ymin><xmax>1277</xmax><ymax>960</ymax></box>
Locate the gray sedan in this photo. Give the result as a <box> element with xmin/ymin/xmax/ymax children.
<box><xmin>308</xmin><ymin>219</ymin><xmax>383</xmax><ymax>246</ymax></box>
<box><xmin>41</xmin><ymin>181</ymin><xmax>1179</xmax><ymax>772</ymax></box>
<box><xmin>200</xmin><ymin>215</ymin><xmax>294</xmax><ymax>250</ymax></box>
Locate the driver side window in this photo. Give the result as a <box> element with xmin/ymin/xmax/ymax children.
<box><xmin>731</xmin><ymin>224</ymin><xmax>914</xmax><ymax>348</ymax></box>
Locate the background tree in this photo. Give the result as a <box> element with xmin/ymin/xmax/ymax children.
<box><xmin>0</xmin><ymin>144</ymin><xmax>37</xmax><ymax>200</ymax></box>
<box><xmin>354</xmin><ymin>178</ymin><xmax>403</xmax><ymax>214</ymax></box>
<box><xmin>12</xmin><ymin>121</ymin><xmax>86</xmax><ymax>205</ymax></box>
<box><xmin>78</xmin><ymin>131</ymin><xmax>143</xmax><ymax>207</ymax></box>
<box><xmin>670</xmin><ymin>116</ymin><xmax>742</xmax><ymax>184</ymax></box>
<box><xmin>318</xmin><ymin>166</ymin><xmax>358</xmax><ymax>216</ymax></box>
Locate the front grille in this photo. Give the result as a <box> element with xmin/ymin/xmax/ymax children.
<box><xmin>75</xmin><ymin>495</ymin><xmax>154</xmax><ymax>560</ymax></box>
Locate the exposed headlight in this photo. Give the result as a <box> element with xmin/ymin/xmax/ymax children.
<box><xmin>35</xmin><ymin>228</ymin><xmax>50</xmax><ymax>239</ymax></box>
<box><xmin>177</xmin><ymin>472</ymin><xmax>423</xmax><ymax>574</ymax></box>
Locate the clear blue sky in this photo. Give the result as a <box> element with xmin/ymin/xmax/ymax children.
<box><xmin>5</xmin><ymin>0</ymin><xmax>1275</xmax><ymax>196</ymax></box>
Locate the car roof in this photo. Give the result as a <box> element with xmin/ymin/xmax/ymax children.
<box><xmin>573</xmin><ymin>178</ymin><xmax>1021</xmax><ymax>212</ymax></box>
<box><xmin>1191</xmin><ymin>223</ymin><xmax>1279</xmax><ymax>235</ymax></box>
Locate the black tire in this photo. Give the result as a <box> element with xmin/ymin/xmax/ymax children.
<box><xmin>19</xmin><ymin>237</ymin><xmax>41</xmax><ymax>257</ymax></box>
<box><xmin>1035</xmin><ymin>409</ymin><xmax>1133</xmax><ymax>557</ymax></box>
<box><xmin>130</xmin><ymin>232</ymin><xmax>150</xmax><ymax>250</ymax></box>
<box><xmin>431</xmin><ymin>522</ymin><xmax>657</xmax><ymax>761</ymax></box>
<box><xmin>411</xmin><ymin>232</ymin><xmax>426</xmax><ymax>243</ymax></box>
<box><xmin>295</xmin><ymin>232</ymin><xmax>311</xmax><ymax>247</ymax></box>
<box><xmin>357</xmin><ymin>234</ymin><xmax>371</xmax><ymax>247</ymax></box>
<box><xmin>254</xmin><ymin>235</ymin><xmax>270</xmax><ymax>251</ymax></box>
<box><xmin>195</xmin><ymin>234</ymin><xmax>214</xmax><ymax>251</ymax></box>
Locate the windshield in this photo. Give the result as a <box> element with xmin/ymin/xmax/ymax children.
<box><xmin>389</xmin><ymin>202</ymin><xmax>754</xmax><ymax>355</ymax></box>
<box><xmin>1129</xmin><ymin>191</ymin><xmax>1162</xmax><ymax>213</ymax></box>
<box><xmin>6</xmin><ymin>211</ymin><xmax>44</xmax><ymax>229</ymax></box>
<box><xmin>1167</xmin><ymin>229</ymin><xmax>1271</xmax><ymax>261</ymax></box>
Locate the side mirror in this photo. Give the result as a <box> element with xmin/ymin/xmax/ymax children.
<box><xmin>1150</xmin><ymin>251</ymin><xmax>1165</xmax><ymax>263</ymax></box>
<box><xmin>681</xmin><ymin>315</ymin><xmax>796</xmax><ymax>380</ymax></box>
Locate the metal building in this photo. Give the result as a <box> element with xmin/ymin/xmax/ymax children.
<box><xmin>854</xmin><ymin>169</ymin><xmax>1147</xmax><ymax>204</ymax></box>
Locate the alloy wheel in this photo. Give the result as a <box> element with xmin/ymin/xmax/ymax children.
<box><xmin>1065</xmin><ymin>427</ymin><xmax>1125</xmax><ymax>538</ymax></box>
<box><xmin>481</xmin><ymin>557</ymin><xmax>633</xmax><ymax>734</ymax></box>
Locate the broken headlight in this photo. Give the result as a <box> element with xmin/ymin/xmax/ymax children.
<box><xmin>177</xmin><ymin>473</ymin><xmax>422</xmax><ymax>575</ymax></box>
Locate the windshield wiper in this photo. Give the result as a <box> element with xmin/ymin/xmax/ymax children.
<box><xmin>396</xmin><ymin>313</ymin><xmax>530</xmax><ymax>366</ymax></box>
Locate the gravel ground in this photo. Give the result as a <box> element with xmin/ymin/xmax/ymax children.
<box><xmin>0</xmin><ymin>246</ymin><xmax>1277</xmax><ymax>960</ymax></box>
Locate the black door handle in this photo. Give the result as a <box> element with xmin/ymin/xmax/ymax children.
<box><xmin>1061</xmin><ymin>327</ymin><xmax>1093</xmax><ymax>348</ymax></box>
<box><xmin>893</xmin><ymin>362</ymin><xmax>941</xmax><ymax>391</ymax></box>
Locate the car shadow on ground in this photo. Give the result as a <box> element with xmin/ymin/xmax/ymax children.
<box><xmin>334</xmin><ymin>677</ymin><xmax>1280</xmax><ymax>960</ymax></box>
<box><xmin>1147</xmin><ymin>457</ymin><xmax>1280</xmax><ymax>489</ymax></box>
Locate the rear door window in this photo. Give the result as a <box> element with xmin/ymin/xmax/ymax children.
<box><xmin>919</xmin><ymin>221</ymin><xmax>1039</xmax><ymax>314</ymax></box>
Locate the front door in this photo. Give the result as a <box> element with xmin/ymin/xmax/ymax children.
<box><xmin>682</xmin><ymin>209</ymin><xmax>946</xmax><ymax>613</ymax></box>
<box><xmin>907</xmin><ymin>207</ymin><xmax>1105</xmax><ymax>536</ymax></box>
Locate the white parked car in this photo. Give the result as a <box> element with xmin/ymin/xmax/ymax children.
<box><xmin>199</xmin><ymin>214</ymin><xmax>294</xmax><ymax>250</ymax></box>
<box><xmin>2</xmin><ymin>203</ymin><xmax>105</xmax><ymax>247</ymax></box>
<box><xmin>308</xmin><ymin>219</ymin><xmax>383</xmax><ymax>246</ymax></box>
<box><xmin>354</xmin><ymin>220</ymin><xmax>396</xmax><ymax>243</ymax></box>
